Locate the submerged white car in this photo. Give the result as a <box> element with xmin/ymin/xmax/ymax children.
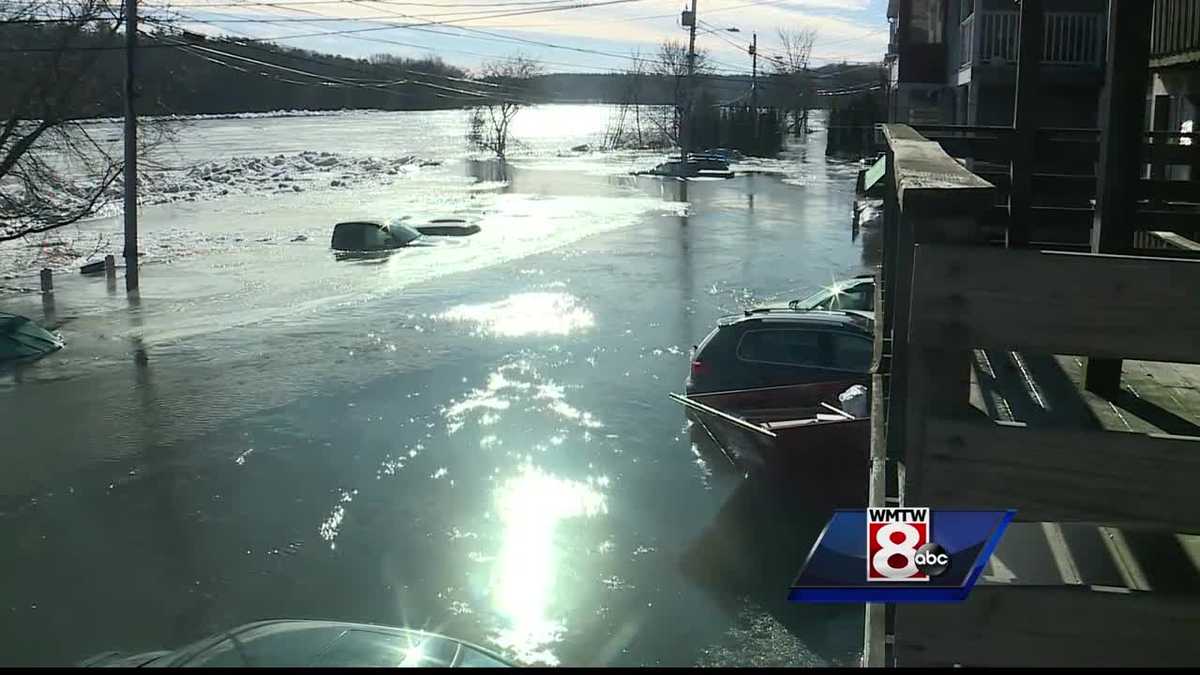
<box><xmin>787</xmin><ymin>274</ymin><xmax>875</xmax><ymax>314</ymax></box>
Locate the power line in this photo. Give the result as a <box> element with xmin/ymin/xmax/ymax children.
<box><xmin>138</xmin><ymin>3</ymin><xmax>614</xmax><ymax>23</ymax></box>
<box><xmin>145</xmin><ymin>14</ymin><xmax>534</xmax><ymax>92</ymax></box>
<box><xmin>158</xmin><ymin>5</ymin><xmax>653</xmax><ymax>73</ymax></box>
<box><xmin>149</xmin><ymin>28</ymin><xmax>529</xmax><ymax>101</ymax></box>
<box><xmin>169</xmin><ymin>0</ymin><xmax>752</xmax><ymax>74</ymax></box>
<box><xmin>144</xmin><ymin>0</ymin><xmax>585</xmax><ymax>9</ymax></box>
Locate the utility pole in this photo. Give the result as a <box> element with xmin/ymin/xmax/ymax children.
<box><xmin>123</xmin><ymin>0</ymin><xmax>139</xmax><ymax>292</ymax></box>
<box><xmin>749</xmin><ymin>31</ymin><xmax>758</xmax><ymax>145</ymax></box>
<box><xmin>749</xmin><ymin>32</ymin><xmax>757</xmax><ymax>110</ymax></box>
<box><xmin>681</xmin><ymin>0</ymin><xmax>698</xmax><ymax>170</ymax></box>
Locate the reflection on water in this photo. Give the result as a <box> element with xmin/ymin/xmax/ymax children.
<box><xmin>491</xmin><ymin>464</ymin><xmax>608</xmax><ymax>665</ymax></box>
<box><xmin>319</xmin><ymin>488</ymin><xmax>356</xmax><ymax>550</ymax></box>
<box><xmin>438</xmin><ymin>292</ymin><xmax>594</xmax><ymax>338</ymax></box>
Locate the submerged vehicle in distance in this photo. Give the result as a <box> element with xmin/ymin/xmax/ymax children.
<box><xmin>331</xmin><ymin>220</ymin><xmax>422</xmax><ymax>252</ymax></box>
<box><xmin>1</xmin><ymin>312</ymin><xmax>63</xmax><ymax>363</ymax></box>
<box><xmin>330</xmin><ymin>219</ymin><xmax>480</xmax><ymax>252</ymax></box>
<box><xmin>701</xmin><ymin>148</ymin><xmax>746</xmax><ymax>162</ymax></box>
<box><xmin>416</xmin><ymin>219</ymin><xmax>481</xmax><ymax>237</ymax></box>
<box><xmin>80</xmin><ymin>619</ymin><xmax>513</xmax><ymax>667</ymax></box>
<box><xmin>640</xmin><ymin>159</ymin><xmax>734</xmax><ymax>179</ymax></box>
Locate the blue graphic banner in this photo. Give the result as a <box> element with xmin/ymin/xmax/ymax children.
<box><xmin>788</xmin><ymin>508</ymin><xmax>1015</xmax><ymax>603</ymax></box>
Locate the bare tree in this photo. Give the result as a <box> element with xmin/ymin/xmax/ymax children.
<box><xmin>466</xmin><ymin>56</ymin><xmax>541</xmax><ymax>160</ymax></box>
<box><xmin>0</xmin><ymin>1</ymin><xmax>170</xmax><ymax>242</ymax></box>
<box><xmin>604</xmin><ymin>50</ymin><xmax>670</xmax><ymax>150</ymax></box>
<box><xmin>771</xmin><ymin>28</ymin><xmax>818</xmax><ymax>134</ymax></box>
<box><xmin>648</xmin><ymin>39</ymin><xmax>710</xmax><ymax>148</ymax></box>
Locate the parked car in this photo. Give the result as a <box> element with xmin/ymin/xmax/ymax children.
<box><xmin>788</xmin><ymin>274</ymin><xmax>875</xmax><ymax>313</ymax></box>
<box><xmin>685</xmin><ymin>309</ymin><xmax>874</xmax><ymax>394</ymax></box>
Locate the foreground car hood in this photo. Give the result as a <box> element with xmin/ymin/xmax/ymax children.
<box><xmin>80</xmin><ymin>620</ymin><xmax>512</xmax><ymax>668</ymax></box>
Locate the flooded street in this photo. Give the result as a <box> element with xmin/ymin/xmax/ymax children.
<box><xmin>0</xmin><ymin>107</ymin><xmax>879</xmax><ymax>666</ymax></box>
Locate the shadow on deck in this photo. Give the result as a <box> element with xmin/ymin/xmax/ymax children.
<box><xmin>971</xmin><ymin>350</ymin><xmax>1200</xmax><ymax>438</ymax></box>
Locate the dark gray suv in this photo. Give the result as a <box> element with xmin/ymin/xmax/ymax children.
<box><xmin>685</xmin><ymin>309</ymin><xmax>874</xmax><ymax>394</ymax></box>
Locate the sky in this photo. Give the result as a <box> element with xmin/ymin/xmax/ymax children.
<box><xmin>151</xmin><ymin>0</ymin><xmax>891</xmax><ymax>74</ymax></box>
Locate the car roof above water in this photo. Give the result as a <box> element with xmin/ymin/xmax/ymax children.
<box><xmin>717</xmin><ymin>309</ymin><xmax>873</xmax><ymax>333</ymax></box>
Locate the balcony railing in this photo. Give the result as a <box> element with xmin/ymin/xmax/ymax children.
<box><xmin>1151</xmin><ymin>0</ymin><xmax>1200</xmax><ymax>62</ymax></box>
<box><xmin>975</xmin><ymin>10</ymin><xmax>1104</xmax><ymax>67</ymax></box>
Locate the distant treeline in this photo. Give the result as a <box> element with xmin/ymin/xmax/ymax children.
<box><xmin>1</xmin><ymin>23</ymin><xmax>883</xmax><ymax>117</ymax></box>
<box><xmin>537</xmin><ymin>67</ymin><xmax>883</xmax><ymax>108</ymax></box>
<box><xmin>2</xmin><ymin>25</ymin><xmax>476</xmax><ymax>117</ymax></box>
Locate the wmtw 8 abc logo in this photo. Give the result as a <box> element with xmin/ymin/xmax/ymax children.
<box><xmin>867</xmin><ymin>507</ymin><xmax>950</xmax><ymax>581</ymax></box>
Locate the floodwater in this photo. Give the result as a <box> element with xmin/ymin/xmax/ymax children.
<box><xmin>0</xmin><ymin>106</ymin><xmax>880</xmax><ymax>666</ymax></box>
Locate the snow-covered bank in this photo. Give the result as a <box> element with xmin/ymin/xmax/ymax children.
<box><xmin>130</xmin><ymin>151</ymin><xmax>433</xmax><ymax>206</ymax></box>
<box><xmin>77</xmin><ymin>109</ymin><xmax>385</xmax><ymax>125</ymax></box>
<box><xmin>0</xmin><ymin>150</ymin><xmax>436</xmax><ymax>281</ymax></box>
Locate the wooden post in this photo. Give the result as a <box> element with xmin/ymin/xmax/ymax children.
<box><xmin>104</xmin><ymin>254</ymin><xmax>116</xmax><ymax>279</ymax></box>
<box><xmin>1009</xmin><ymin>0</ymin><xmax>1042</xmax><ymax>248</ymax></box>
<box><xmin>39</xmin><ymin>268</ymin><xmax>53</xmax><ymax>294</ymax></box>
<box><xmin>881</xmin><ymin>124</ymin><xmax>994</xmax><ymax>492</ymax></box>
<box><xmin>877</xmin><ymin>125</ymin><xmax>992</xmax><ymax>666</ymax></box>
<box><xmin>1084</xmin><ymin>0</ymin><xmax>1153</xmax><ymax>399</ymax></box>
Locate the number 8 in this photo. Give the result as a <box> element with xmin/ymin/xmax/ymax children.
<box><xmin>873</xmin><ymin>522</ymin><xmax>920</xmax><ymax>578</ymax></box>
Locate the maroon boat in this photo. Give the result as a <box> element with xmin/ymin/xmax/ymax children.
<box><xmin>670</xmin><ymin>378</ymin><xmax>870</xmax><ymax>507</ymax></box>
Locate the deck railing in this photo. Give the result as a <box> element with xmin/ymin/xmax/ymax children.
<box><xmin>977</xmin><ymin>10</ymin><xmax>1104</xmax><ymax>66</ymax></box>
<box><xmin>1151</xmin><ymin>0</ymin><xmax>1200</xmax><ymax>62</ymax></box>
<box><xmin>865</xmin><ymin>124</ymin><xmax>1200</xmax><ymax>667</ymax></box>
<box><xmin>905</xmin><ymin>124</ymin><xmax>1200</xmax><ymax>249</ymax></box>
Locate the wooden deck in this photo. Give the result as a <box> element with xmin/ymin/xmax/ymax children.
<box><xmin>863</xmin><ymin>122</ymin><xmax>1200</xmax><ymax>667</ymax></box>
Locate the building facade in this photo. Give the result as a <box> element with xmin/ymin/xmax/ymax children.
<box><xmin>886</xmin><ymin>0</ymin><xmax>1108</xmax><ymax>127</ymax></box>
<box><xmin>1149</xmin><ymin>0</ymin><xmax>1200</xmax><ymax>180</ymax></box>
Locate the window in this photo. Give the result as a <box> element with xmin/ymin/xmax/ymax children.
<box><xmin>909</xmin><ymin>0</ymin><xmax>946</xmax><ymax>45</ymax></box>
<box><xmin>737</xmin><ymin>329</ymin><xmax>824</xmax><ymax>367</ymax></box>
<box><xmin>797</xmin><ymin>281</ymin><xmax>875</xmax><ymax>311</ymax></box>
<box><xmin>821</xmin><ymin>283</ymin><xmax>874</xmax><ymax>311</ymax></box>
<box><xmin>332</xmin><ymin>221</ymin><xmax>391</xmax><ymax>250</ymax></box>
<box><xmin>387</xmin><ymin>223</ymin><xmax>422</xmax><ymax>246</ymax></box>
<box><xmin>737</xmin><ymin>329</ymin><xmax>873</xmax><ymax>372</ymax></box>
<box><xmin>829</xmin><ymin>333</ymin><xmax>874</xmax><ymax>372</ymax></box>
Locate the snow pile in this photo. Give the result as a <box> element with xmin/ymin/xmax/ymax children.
<box><xmin>79</xmin><ymin>109</ymin><xmax>378</xmax><ymax>125</ymax></box>
<box><xmin>107</xmin><ymin>151</ymin><xmax>429</xmax><ymax>207</ymax></box>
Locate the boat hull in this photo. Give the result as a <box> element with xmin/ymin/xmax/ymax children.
<box><xmin>676</xmin><ymin>380</ymin><xmax>870</xmax><ymax>507</ymax></box>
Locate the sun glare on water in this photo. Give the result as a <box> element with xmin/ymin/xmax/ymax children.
<box><xmin>489</xmin><ymin>464</ymin><xmax>608</xmax><ymax>665</ymax></box>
